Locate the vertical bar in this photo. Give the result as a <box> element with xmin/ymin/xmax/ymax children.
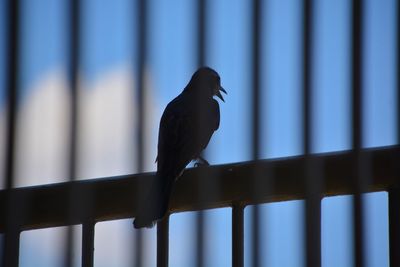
<box><xmin>4</xmin><ymin>0</ymin><xmax>19</xmax><ymax>192</ymax></box>
<box><xmin>135</xmin><ymin>0</ymin><xmax>147</xmax><ymax>265</ymax></box>
<box><xmin>251</xmin><ymin>207</ymin><xmax>260</xmax><ymax>267</ymax></box>
<box><xmin>251</xmin><ymin>0</ymin><xmax>260</xmax><ymax>161</ymax></box>
<box><xmin>302</xmin><ymin>0</ymin><xmax>312</xmax><ymax>156</ymax></box>
<box><xmin>157</xmin><ymin>217</ymin><xmax>169</xmax><ymax>267</ymax></box>
<box><xmin>136</xmin><ymin>0</ymin><xmax>146</xmax><ymax>174</ymax></box>
<box><xmin>303</xmin><ymin>1</ymin><xmax>321</xmax><ymax>267</ymax></box>
<box><xmin>351</xmin><ymin>0</ymin><xmax>363</xmax><ymax>156</ymax></box>
<box><xmin>389</xmin><ymin>3</ymin><xmax>400</xmax><ymax>266</ymax></box>
<box><xmin>232</xmin><ymin>205</ymin><xmax>244</xmax><ymax>267</ymax></box>
<box><xmin>68</xmin><ymin>0</ymin><xmax>79</xmax><ymax>184</ymax></box>
<box><xmin>304</xmin><ymin>168</ymin><xmax>322</xmax><ymax>267</ymax></box>
<box><xmin>64</xmin><ymin>0</ymin><xmax>80</xmax><ymax>265</ymax></box>
<box><xmin>389</xmin><ymin>188</ymin><xmax>400</xmax><ymax>267</ymax></box>
<box><xmin>197</xmin><ymin>0</ymin><xmax>206</xmax><ymax>67</ymax></box>
<box><xmin>351</xmin><ymin>0</ymin><xmax>365</xmax><ymax>267</ymax></box>
<box><xmin>2</xmin><ymin>0</ymin><xmax>21</xmax><ymax>266</ymax></box>
<box><xmin>397</xmin><ymin>0</ymin><xmax>400</xmax><ymax>146</ymax></box>
<box><xmin>82</xmin><ymin>221</ymin><xmax>95</xmax><ymax>267</ymax></box>
<box><xmin>251</xmin><ymin>0</ymin><xmax>261</xmax><ymax>266</ymax></box>
<box><xmin>2</xmin><ymin>229</ymin><xmax>20</xmax><ymax>267</ymax></box>
<box><xmin>196</xmin><ymin>1</ymin><xmax>206</xmax><ymax>267</ymax></box>
<box><xmin>195</xmin><ymin>212</ymin><xmax>204</xmax><ymax>267</ymax></box>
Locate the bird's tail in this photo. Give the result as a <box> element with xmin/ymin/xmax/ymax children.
<box><xmin>133</xmin><ymin>174</ymin><xmax>174</xmax><ymax>229</ymax></box>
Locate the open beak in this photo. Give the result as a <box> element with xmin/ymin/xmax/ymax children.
<box><xmin>215</xmin><ymin>86</ymin><xmax>227</xmax><ymax>102</ymax></box>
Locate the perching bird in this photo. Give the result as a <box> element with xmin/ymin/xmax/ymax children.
<box><xmin>133</xmin><ymin>67</ymin><xmax>226</xmax><ymax>228</ymax></box>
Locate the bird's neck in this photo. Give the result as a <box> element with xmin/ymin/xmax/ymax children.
<box><xmin>183</xmin><ymin>85</ymin><xmax>211</xmax><ymax>101</ymax></box>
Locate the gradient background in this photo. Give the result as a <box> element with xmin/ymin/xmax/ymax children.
<box><xmin>0</xmin><ymin>0</ymin><xmax>397</xmax><ymax>266</ymax></box>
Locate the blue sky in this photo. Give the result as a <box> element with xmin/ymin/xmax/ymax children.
<box><xmin>0</xmin><ymin>0</ymin><xmax>397</xmax><ymax>266</ymax></box>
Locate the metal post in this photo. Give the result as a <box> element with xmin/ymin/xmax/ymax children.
<box><xmin>196</xmin><ymin>1</ymin><xmax>206</xmax><ymax>266</ymax></box>
<box><xmin>232</xmin><ymin>205</ymin><xmax>244</xmax><ymax>267</ymax></box>
<box><xmin>389</xmin><ymin>188</ymin><xmax>400</xmax><ymax>266</ymax></box>
<box><xmin>251</xmin><ymin>0</ymin><xmax>261</xmax><ymax>266</ymax></box>
<box><xmin>134</xmin><ymin>0</ymin><xmax>147</xmax><ymax>265</ymax></box>
<box><xmin>82</xmin><ymin>221</ymin><xmax>95</xmax><ymax>267</ymax></box>
<box><xmin>389</xmin><ymin>4</ymin><xmax>400</xmax><ymax>265</ymax></box>
<box><xmin>2</xmin><ymin>228</ymin><xmax>20</xmax><ymax>267</ymax></box>
<box><xmin>4</xmin><ymin>0</ymin><xmax>19</xmax><ymax>192</ymax></box>
<box><xmin>157</xmin><ymin>217</ymin><xmax>169</xmax><ymax>267</ymax></box>
<box><xmin>303</xmin><ymin>1</ymin><xmax>322</xmax><ymax>266</ymax></box>
<box><xmin>2</xmin><ymin>0</ymin><xmax>21</xmax><ymax>265</ymax></box>
<box><xmin>65</xmin><ymin>0</ymin><xmax>80</xmax><ymax>265</ymax></box>
<box><xmin>195</xmin><ymin>212</ymin><xmax>205</xmax><ymax>267</ymax></box>
<box><xmin>351</xmin><ymin>0</ymin><xmax>365</xmax><ymax>266</ymax></box>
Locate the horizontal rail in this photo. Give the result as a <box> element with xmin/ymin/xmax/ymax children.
<box><xmin>0</xmin><ymin>145</ymin><xmax>399</xmax><ymax>232</ymax></box>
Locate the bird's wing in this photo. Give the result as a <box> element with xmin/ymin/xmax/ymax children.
<box><xmin>157</xmin><ymin>97</ymin><xmax>220</xmax><ymax>174</ymax></box>
<box><xmin>198</xmin><ymin>99</ymin><xmax>220</xmax><ymax>151</ymax></box>
<box><xmin>211</xmin><ymin>98</ymin><xmax>220</xmax><ymax>130</ymax></box>
<box><xmin>157</xmin><ymin>100</ymin><xmax>196</xmax><ymax>178</ymax></box>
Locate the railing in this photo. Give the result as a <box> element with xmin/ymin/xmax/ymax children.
<box><xmin>2</xmin><ymin>0</ymin><xmax>399</xmax><ymax>266</ymax></box>
<box><xmin>0</xmin><ymin>145</ymin><xmax>399</xmax><ymax>266</ymax></box>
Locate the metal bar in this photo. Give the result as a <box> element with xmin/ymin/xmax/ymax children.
<box><xmin>0</xmin><ymin>146</ymin><xmax>398</xmax><ymax>232</ymax></box>
<box><xmin>397</xmin><ymin>0</ymin><xmax>400</xmax><ymax>167</ymax></box>
<box><xmin>389</xmin><ymin>4</ymin><xmax>400</xmax><ymax>266</ymax></box>
<box><xmin>82</xmin><ymin>221</ymin><xmax>95</xmax><ymax>267</ymax></box>
<box><xmin>251</xmin><ymin>0</ymin><xmax>261</xmax><ymax>266</ymax></box>
<box><xmin>157</xmin><ymin>216</ymin><xmax>169</xmax><ymax>267</ymax></box>
<box><xmin>68</xmin><ymin>0</ymin><xmax>79</xmax><ymax>183</ymax></box>
<box><xmin>351</xmin><ymin>0</ymin><xmax>365</xmax><ymax>266</ymax></box>
<box><xmin>232</xmin><ymin>205</ymin><xmax>244</xmax><ymax>267</ymax></box>
<box><xmin>134</xmin><ymin>0</ymin><xmax>147</xmax><ymax>265</ymax></box>
<box><xmin>2</xmin><ymin>0</ymin><xmax>21</xmax><ymax>266</ymax></box>
<box><xmin>251</xmin><ymin>207</ymin><xmax>259</xmax><ymax>267</ymax></box>
<box><xmin>4</xmin><ymin>0</ymin><xmax>19</xmax><ymax>191</ymax></box>
<box><xmin>197</xmin><ymin>0</ymin><xmax>206</xmax><ymax>67</ymax></box>
<box><xmin>63</xmin><ymin>93</ymin><xmax>74</xmax><ymax>267</ymax></box>
<box><xmin>389</xmin><ymin>188</ymin><xmax>400</xmax><ymax>267</ymax></box>
<box><xmin>351</xmin><ymin>0</ymin><xmax>363</xmax><ymax>151</ymax></box>
<box><xmin>303</xmin><ymin>0</ymin><xmax>312</xmax><ymax>156</ymax></box>
<box><xmin>305</xmin><ymin>194</ymin><xmax>321</xmax><ymax>265</ymax></box>
<box><xmin>65</xmin><ymin>0</ymin><xmax>80</xmax><ymax>265</ymax></box>
<box><xmin>251</xmin><ymin>0</ymin><xmax>261</xmax><ymax>161</ymax></box>
<box><xmin>2</xmin><ymin>228</ymin><xmax>20</xmax><ymax>267</ymax></box>
<box><xmin>302</xmin><ymin>1</ymin><xmax>322</xmax><ymax>267</ymax></box>
<box><xmin>195</xmin><ymin>212</ymin><xmax>205</xmax><ymax>267</ymax></box>
<box><xmin>196</xmin><ymin>1</ymin><xmax>206</xmax><ymax>266</ymax></box>
<box><xmin>136</xmin><ymin>0</ymin><xmax>146</xmax><ymax>175</ymax></box>
<box><xmin>2</xmin><ymin>194</ymin><xmax>22</xmax><ymax>267</ymax></box>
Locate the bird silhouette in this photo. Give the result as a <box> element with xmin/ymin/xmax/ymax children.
<box><xmin>133</xmin><ymin>67</ymin><xmax>226</xmax><ymax>228</ymax></box>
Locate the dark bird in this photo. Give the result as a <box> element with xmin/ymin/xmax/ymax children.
<box><xmin>133</xmin><ymin>67</ymin><xmax>226</xmax><ymax>228</ymax></box>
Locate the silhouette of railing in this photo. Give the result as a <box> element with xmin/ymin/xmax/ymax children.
<box><xmin>2</xmin><ymin>0</ymin><xmax>400</xmax><ymax>266</ymax></box>
<box><xmin>1</xmin><ymin>145</ymin><xmax>400</xmax><ymax>266</ymax></box>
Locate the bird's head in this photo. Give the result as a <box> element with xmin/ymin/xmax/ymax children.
<box><xmin>187</xmin><ymin>67</ymin><xmax>227</xmax><ymax>102</ymax></box>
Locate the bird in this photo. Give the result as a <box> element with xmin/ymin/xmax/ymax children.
<box><xmin>133</xmin><ymin>67</ymin><xmax>227</xmax><ymax>229</ymax></box>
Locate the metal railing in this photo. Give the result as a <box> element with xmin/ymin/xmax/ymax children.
<box><xmin>1</xmin><ymin>0</ymin><xmax>400</xmax><ymax>266</ymax></box>
<box><xmin>0</xmin><ymin>145</ymin><xmax>400</xmax><ymax>266</ymax></box>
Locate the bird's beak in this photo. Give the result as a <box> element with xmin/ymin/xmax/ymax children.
<box><xmin>216</xmin><ymin>86</ymin><xmax>227</xmax><ymax>102</ymax></box>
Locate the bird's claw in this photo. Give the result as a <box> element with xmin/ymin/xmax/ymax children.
<box><xmin>194</xmin><ymin>157</ymin><xmax>210</xmax><ymax>167</ymax></box>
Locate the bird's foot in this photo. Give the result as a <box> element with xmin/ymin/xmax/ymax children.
<box><xmin>194</xmin><ymin>156</ymin><xmax>210</xmax><ymax>167</ymax></box>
